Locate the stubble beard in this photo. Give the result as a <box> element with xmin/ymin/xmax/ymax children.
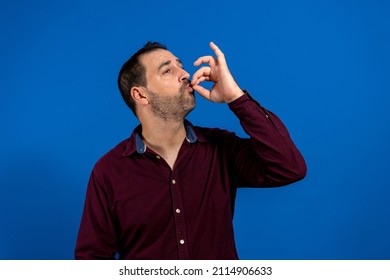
<box><xmin>148</xmin><ymin>84</ymin><xmax>196</xmax><ymax>122</ymax></box>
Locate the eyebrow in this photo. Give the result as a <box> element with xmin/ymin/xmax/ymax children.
<box><xmin>157</xmin><ymin>58</ymin><xmax>183</xmax><ymax>71</ymax></box>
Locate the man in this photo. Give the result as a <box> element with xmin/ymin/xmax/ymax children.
<box><xmin>75</xmin><ymin>41</ymin><xmax>306</xmax><ymax>259</ymax></box>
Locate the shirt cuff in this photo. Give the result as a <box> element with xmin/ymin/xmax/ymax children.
<box><xmin>228</xmin><ymin>90</ymin><xmax>262</xmax><ymax>110</ymax></box>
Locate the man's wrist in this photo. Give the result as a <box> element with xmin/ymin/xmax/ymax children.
<box><xmin>226</xmin><ymin>89</ymin><xmax>245</xmax><ymax>103</ymax></box>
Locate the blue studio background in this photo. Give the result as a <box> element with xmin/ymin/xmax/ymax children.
<box><xmin>0</xmin><ymin>0</ymin><xmax>389</xmax><ymax>259</ymax></box>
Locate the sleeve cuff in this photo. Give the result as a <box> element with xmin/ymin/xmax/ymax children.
<box><xmin>228</xmin><ymin>90</ymin><xmax>262</xmax><ymax>110</ymax></box>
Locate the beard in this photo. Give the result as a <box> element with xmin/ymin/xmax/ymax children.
<box><xmin>147</xmin><ymin>83</ymin><xmax>196</xmax><ymax>122</ymax></box>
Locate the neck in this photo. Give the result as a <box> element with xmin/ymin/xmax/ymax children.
<box><xmin>141</xmin><ymin>119</ymin><xmax>186</xmax><ymax>150</ymax></box>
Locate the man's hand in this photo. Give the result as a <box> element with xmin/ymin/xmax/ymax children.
<box><xmin>191</xmin><ymin>42</ymin><xmax>244</xmax><ymax>103</ymax></box>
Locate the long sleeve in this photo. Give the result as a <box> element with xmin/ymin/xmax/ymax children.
<box><xmin>227</xmin><ymin>91</ymin><xmax>307</xmax><ymax>187</ymax></box>
<box><xmin>74</xmin><ymin>91</ymin><xmax>306</xmax><ymax>260</ymax></box>
<box><xmin>75</xmin><ymin>168</ymin><xmax>118</xmax><ymax>259</ymax></box>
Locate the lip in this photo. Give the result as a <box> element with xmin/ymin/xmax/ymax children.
<box><xmin>184</xmin><ymin>83</ymin><xmax>194</xmax><ymax>92</ymax></box>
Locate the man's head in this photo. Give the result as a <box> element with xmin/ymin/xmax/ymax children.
<box><xmin>118</xmin><ymin>42</ymin><xmax>195</xmax><ymax>120</ymax></box>
<box><xmin>118</xmin><ymin>42</ymin><xmax>166</xmax><ymax>115</ymax></box>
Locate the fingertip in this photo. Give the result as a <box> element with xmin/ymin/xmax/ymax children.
<box><xmin>191</xmin><ymin>84</ymin><xmax>201</xmax><ymax>93</ymax></box>
<box><xmin>190</xmin><ymin>79</ymin><xmax>196</xmax><ymax>86</ymax></box>
<box><xmin>193</xmin><ymin>58</ymin><xmax>201</xmax><ymax>66</ymax></box>
<box><xmin>209</xmin><ymin>41</ymin><xmax>222</xmax><ymax>54</ymax></box>
<box><xmin>191</xmin><ymin>73</ymin><xmax>199</xmax><ymax>85</ymax></box>
<box><xmin>191</xmin><ymin>84</ymin><xmax>199</xmax><ymax>93</ymax></box>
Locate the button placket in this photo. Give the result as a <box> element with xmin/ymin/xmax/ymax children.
<box><xmin>169</xmin><ymin>174</ymin><xmax>189</xmax><ymax>259</ymax></box>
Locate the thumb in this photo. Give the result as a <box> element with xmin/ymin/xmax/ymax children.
<box><xmin>192</xmin><ymin>85</ymin><xmax>211</xmax><ymax>100</ymax></box>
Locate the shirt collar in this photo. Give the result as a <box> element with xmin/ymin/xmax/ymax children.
<box><xmin>122</xmin><ymin>120</ymin><xmax>203</xmax><ymax>157</ymax></box>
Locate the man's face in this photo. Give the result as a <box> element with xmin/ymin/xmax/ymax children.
<box><xmin>140</xmin><ymin>49</ymin><xmax>195</xmax><ymax>121</ymax></box>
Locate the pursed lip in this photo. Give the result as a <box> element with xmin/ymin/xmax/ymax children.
<box><xmin>181</xmin><ymin>81</ymin><xmax>194</xmax><ymax>93</ymax></box>
<box><xmin>186</xmin><ymin>84</ymin><xmax>193</xmax><ymax>91</ymax></box>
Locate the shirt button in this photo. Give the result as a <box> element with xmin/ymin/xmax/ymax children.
<box><xmin>176</xmin><ymin>209</ymin><xmax>181</xmax><ymax>214</ymax></box>
<box><xmin>172</xmin><ymin>179</ymin><xmax>176</xmax><ymax>184</ymax></box>
<box><xmin>156</xmin><ymin>155</ymin><xmax>161</xmax><ymax>159</ymax></box>
<box><xmin>180</xmin><ymin>239</ymin><xmax>185</xmax><ymax>245</ymax></box>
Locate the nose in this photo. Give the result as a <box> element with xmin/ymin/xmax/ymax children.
<box><xmin>179</xmin><ymin>68</ymin><xmax>190</xmax><ymax>82</ymax></box>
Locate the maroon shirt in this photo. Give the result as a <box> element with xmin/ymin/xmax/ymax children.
<box><xmin>75</xmin><ymin>93</ymin><xmax>306</xmax><ymax>259</ymax></box>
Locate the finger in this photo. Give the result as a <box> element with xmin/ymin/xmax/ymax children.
<box><xmin>210</xmin><ymin>41</ymin><xmax>226</xmax><ymax>64</ymax></box>
<box><xmin>192</xmin><ymin>76</ymin><xmax>210</xmax><ymax>86</ymax></box>
<box><xmin>191</xmin><ymin>66</ymin><xmax>211</xmax><ymax>85</ymax></box>
<box><xmin>192</xmin><ymin>84</ymin><xmax>211</xmax><ymax>100</ymax></box>
<box><xmin>193</xmin><ymin>55</ymin><xmax>217</xmax><ymax>67</ymax></box>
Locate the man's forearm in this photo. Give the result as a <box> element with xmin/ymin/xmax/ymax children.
<box><xmin>228</xmin><ymin>91</ymin><xmax>307</xmax><ymax>186</ymax></box>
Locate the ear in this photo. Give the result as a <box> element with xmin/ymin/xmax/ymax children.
<box><xmin>130</xmin><ymin>86</ymin><xmax>150</xmax><ymax>106</ymax></box>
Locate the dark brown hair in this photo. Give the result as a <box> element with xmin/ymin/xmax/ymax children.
<box><xmin>118</xmin><ymin>41</ymin><xmax>167</xmax><ymax>115</ymax></box>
